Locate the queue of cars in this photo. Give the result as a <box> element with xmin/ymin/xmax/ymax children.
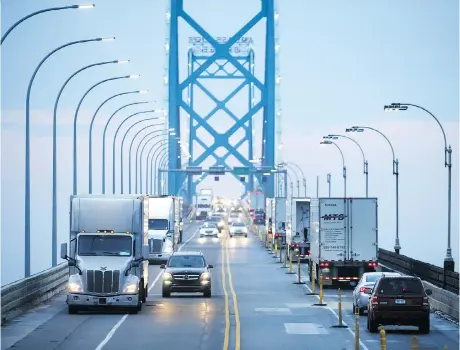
<box><xmin>352</xmin><ymin>272</ymin><xmax>433</xmax><ymax>333</ymax></box>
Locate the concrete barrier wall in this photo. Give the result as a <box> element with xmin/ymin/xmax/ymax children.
<box><xmin>1</xmin><ymin>263</ymin><xmax>69</xmax><ymax>325</ymax></box>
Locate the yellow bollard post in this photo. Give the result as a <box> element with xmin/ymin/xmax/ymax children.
<box><xmin>354</xmin><ymin>313</ymin><xmax>359</xmax><ymax>350</ymax></box>
<box><xmin>292</xmin><ymin>251</ymin><xmax>305</xmax><ymax>284</ymax></box>
<box><xmin>306</xmin><ymin>263</ymin><xmax>318</xmax><ymax>295</ymax></box>
<box><xmin>280</xmin><ymin>244</ymin><xmax>288</xmax><ymax>268</ymax></box>
<box><xmin>379</xmin><ymin>326</ymin><xmax>386</xmax><ymax>350</ymax></box>
<box><xmin>273</xmin><ymin>240</ymin><xmax>278</xmax><ymax>258</ymax></box>
<box><xmin>411</xmin><ymin>336</ymin><xmax>419</xmax><ymax>350</ymax></box>
<box><xmin>331</xmin><ymin>288</ymin><xmax>348</xmax><ymax>328</ymax></box>
<box><xmin>286</xmin><ymin>249</ymin><xmax>295</xmax><ymax>275</ymax></box>
<box><xmin>313</xmin><ymin>273</ymin><xmax>327</xmax><ymax>306</ymax></box>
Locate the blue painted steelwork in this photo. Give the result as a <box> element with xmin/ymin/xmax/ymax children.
<box><xmin>167</xmin><ymin>0</ymin><xmax>276</xmax><ymax>199</ymax></box>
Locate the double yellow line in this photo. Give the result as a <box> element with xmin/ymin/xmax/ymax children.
<box><xmin>221</xmin><ymin>237</ymin><xmax>241</xmax><ymax>350</ymax></box>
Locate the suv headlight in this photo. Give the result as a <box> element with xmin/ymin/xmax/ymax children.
<box><xmin>122</xmin><ymin>274</ymin><xmax>139</xmax><ymax>294</ymax></box>
<box><xmin>68</xmin><ymin>274</ymin><xmax>83</xmax><ymax>293</ymax></box>
<box><xmin>201</xmin><ymin>272</ymin><xmax>210</xmax><ymax>280</ymax></box>
<box><xmin>163</xmin><ymin>272</ymin><xmax>173</xmax><ymax>280</ymax></box>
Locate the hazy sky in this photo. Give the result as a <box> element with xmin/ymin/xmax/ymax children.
<box><xmin>1</xmin><ymin>0</ymin><xmax>459</xmax><ymax>285</ymax></box>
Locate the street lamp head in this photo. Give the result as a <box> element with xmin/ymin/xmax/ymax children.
<box><xmin>327</xmin><ymin>135</ymin><xmax>339</xmax><ymax>139</ymax></box>
<box><xmin>346</xmin><ymin>127</ymin><xmax>364</xmax><ymax>132</ymax></box>
<box><xmin>76</xmin><ymin>4</ymin><xmax>95</xmax><ymax>9</ymax></box>
<box><xmin>320</xmin><ymin>141</ymin><xmax>332</xmax><ymax>145</ymax></box>
<box><xmin>117</xmin><ymin>60</ymin><xmax>130</xmax><ymax>64</ymax></box>
<box><xmin>129</xmin><ymin>74</ymin><xmax>140</xmax><ymax>79</ymax></box>
<box><xmin>384</xmin><ymin>103</ymin><xmax>408</xmax><ymax>111</ymax></box>
<box><xmin>100</xmin><ymin>37</ymin><xmax>115</xmax><ymax>41</ymax></box>
<box><xmin>138</xmin><ymin>90</ymin><xmax>149</xmax><ymax>94</ymax></box>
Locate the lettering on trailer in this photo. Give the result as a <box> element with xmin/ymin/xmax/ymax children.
<box><xmin>320</xmin><ymin>214</ymin><xmax>346</xmax><ymax>221</ymax></box>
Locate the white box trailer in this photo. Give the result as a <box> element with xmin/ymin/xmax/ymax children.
<box><xmin>308</xmin><ymin>197</ymin><xmax>378</xmax><ymax>287</ymax></box>
<box><xmin>286</xmin><ymin>198</ymin><xmax>311</xmax><ymax>261</ymax></box>
<box><xmin>274</xmin><ymin>197</ymin><xmax>287</xmax><ymax>242</ymax></box>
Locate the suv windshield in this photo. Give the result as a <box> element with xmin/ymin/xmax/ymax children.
<box><xmin>202</xmin><ymin>223</ymin><xmax>217</xmax><ymax>228</ymax></box>
<box><xmin>149</xmin><ymin>219</ymin><xmax>169</xmax><ymax>230</ymax></box>
<box><xmin>208</xmin><ymin>217</ymin><xmax>220</xmax><ymax>222</ymax></box>
<box><xmin>168</xmin><ymin>255</ymin><xmax>206</xmax><ymax>268</ymax></box>
<box><xmin>232</xmin><ymin>222</ymin><xmax>245</xmax><ymax>227</ymax></box>
<box><xmin>377</xmin><ymin>278</ymin><xmax>424</xmax><ymax>295</ymax></box>
<box><xmin>78</xmin><ymin>235</ymin><xmax>132</xmax><ymax>256</ymax></box>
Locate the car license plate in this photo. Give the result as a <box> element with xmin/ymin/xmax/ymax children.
<box><xmin>395</xmin><ymin>299</ymin><xmax>406</xmax><ymax>304</ymax></box>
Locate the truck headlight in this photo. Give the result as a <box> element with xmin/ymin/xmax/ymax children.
<box><xmin>68</xmin><ymin>274</ymin><xmax>83</xmax><ymax>293</ymax></box>
<box><xmin>163</xmin><ymin>272</ymin><xmax>173</xmax><ymax>280</ymax></box>
<box><xmin>242</xmin><ymin>227</ymin><xmax>248</xmax><ymax>233</ymax></box>
<box><xmin>201</xmin><ymin>272</ymin><xmax>210</xmax><ymax>280</ymax></box>
<box><xmin>122</xmin><ymin>274</ymin><xmax>139</xmax><ymax>294</ymax></box>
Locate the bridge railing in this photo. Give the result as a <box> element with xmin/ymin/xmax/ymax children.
<box><xmin>1</xmin><ymin>263</ymin><xmax>68</xmax><ymax>325</ymax></box>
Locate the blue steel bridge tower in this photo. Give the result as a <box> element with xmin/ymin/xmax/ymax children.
<box><xmin>166</xmin><ymin>0</ymin><xmax>280</xmax><ymax>202</ymax></box>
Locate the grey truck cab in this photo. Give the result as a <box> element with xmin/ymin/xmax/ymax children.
<box><xmin>61</xmin><ymin>195</ymin><xmax>150</xmax><ymax>314</ymax></box>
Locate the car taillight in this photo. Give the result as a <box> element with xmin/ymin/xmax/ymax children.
<box><xmin>423</xmin><ymin>296</ymin><xmax>429</xmax><ymax>306</ymax></box>
<box><xmin>371</xmin><ymin>296</ymin><xmax>379</xmax><ymax>305</ymax></box>
<box><xmin>360</xmin><ymin>287</ymin><xmax>371</xmax><ymax>293</ymax></box>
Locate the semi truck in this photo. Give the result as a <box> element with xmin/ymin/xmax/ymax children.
<box><xmin>308</xmin><ymin>197</ymin><xmax>378</xmax><ymax>287</ymax></box>
<box><xmin>286</xmin><ymin>198</ymin><xmax>311</xmax><ymax>262</ymax></box>
<box><xmin>147</xmin><ymin>196</ymin><xmax>180</xmax><ymax>263</ymax></box>
<box><xmin>195</xmin><ymin>194</ymin><xmax>212</xmax><ymax>220</ymax></box>
<box><xmin>60</xmin><ymin>194</ymin><xmax>150</xmax><ymax>314</ymax></box>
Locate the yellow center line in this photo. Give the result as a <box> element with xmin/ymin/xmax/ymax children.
<box><xmin>221</xmin><ymin>237</ymin><xmax>230</xmax><ymax>350</ymax></box>
<box><xmin>225</xmin><ymin>237</ymin><xmax>241</xmax><ymax>350</ymax></box>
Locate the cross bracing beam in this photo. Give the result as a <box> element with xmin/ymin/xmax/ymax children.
<box><xmin>167</xmin><ymin>0</ymin><xmax>276</xmax><ymax>200</ymax></box>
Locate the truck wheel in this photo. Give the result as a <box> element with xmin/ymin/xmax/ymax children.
<box><xmin>141</xmin><ymin>282</ymin><xmax>146</xmax><ymax>303</ymax></box>
<box><xmin>68</xmin><ymin>306</ymin><xmax>78</xmax><ymax>314</ymax></box>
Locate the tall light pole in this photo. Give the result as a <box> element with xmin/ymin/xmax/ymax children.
<box><xmin>52</xmin><ymin>58</ymin><xmax>127</xmax><ymax>267</ymax></box>
<box><xmin>149</xmin><ymin>142</ymin><xmax>168</xmax><ymax>194</ymax></box>
<box><xmin>101</xmin><ymin>101</ymin><xmax>152</xmax><ymax>193</ymax></box>
<box><xmin>140</xmin><ymin>138</ymin><xmax>168</xmax><ymax>193</ymax></box>
<box><xmin>24</xmin><ymin>36</ymin><xmax>113</xmax><ymax>277</ymax></box>
<box><xmin>280</xmin><ymin>163</ymin><xmax>300</xmax><ymax>196</ymax></box>
<box><xmin>320</xmin><ymin>140</ymin><xmax>346</xmax><ymax>197</ymax></box>
<box><xmin>285</xmin><ymin>161</ymin><xmax>307</xmax><ymax>197</ymax></box>
<box><xmin>325</xmin><ymin>134</ymin><xmax>369</xmax><ymax>197</ymax></box>
<box><xmin>384</xmin><ymin>102</ymin><xmax>454</xmax><ymax>270</ymax></box>
<box><xmin>73</xmin><ymin>72</ymin><xmax>138</xmax><ymax>194</ymax></box>
<box><xmin>1</xmin><ymin>4</ymin><xmax>95</xmax><ymax>44</ymax></box>
<box><xmin>154</xmin><ymin>147</ymin><xmax>168</xmax><ymax>194</ymax></box>
<box><xmin>347</xmin><ymin>125</ymin><xmax>400</xmax><ymax>254</ymax></box>
<box><xmin>88</xmin><ymin>89</ymin><xmax>148</xmax><ymax>193</ymax></box>
<box><xmin>327</xmin><ymin>173</ymin><xmax>331</xmax><ymax>197</ymax></box>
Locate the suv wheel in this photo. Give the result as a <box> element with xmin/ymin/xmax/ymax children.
<box><xmin>162</xmin><ymin>286</ymin><xmax>171</xmax><ymax>298</ymax></box>
<box><xmin>203</xmin><ymin>288</ymin><xmax>211</xmax><ymax>298</ymax></box>
<box><xmin>367</xmin><ymin>314</ymin><xmax>378</xmax><ymax>333</ymax></box>
<box><xmin>419</xmin><ymin>317</ymin><xmax>430</xmax><ymax>334</ymax></box>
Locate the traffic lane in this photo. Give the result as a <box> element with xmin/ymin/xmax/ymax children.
<box><xmin>102</xmin><ymin>228</ymin><xmax>226</xmax><ymax>350</ymax></box>
<box><xmin>229</xmin><ymin>234</ymin><xmax>361</xmax><ymax>350</ymax></box>
<box><xmin>298</xmin><ymin>263</ymin><xmax>459</xmax><ymax>349</ymax></box>
<box><xmin>1</xmin><ymin>224</ymin><xmax>201</xmax><ymax>350</ymax></box>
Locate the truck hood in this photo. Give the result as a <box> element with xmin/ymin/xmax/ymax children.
<box><xmin>148</xmin><ymin>229</ymin><xmax>168</xmax><ymax>238</ymax></box>
<box><xmin>77</xmin><ymin>255</ymin><xmax>133</xmax><ymax>272</ymax></box>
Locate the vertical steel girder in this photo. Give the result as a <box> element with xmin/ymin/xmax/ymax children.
<box><xmin>168</xmin><ymin>0</ymin><xmax>276</xmax><ymax>197</ymax></box>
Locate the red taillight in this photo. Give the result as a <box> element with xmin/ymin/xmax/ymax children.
<box><xmin>320</xmin><ymin>262</ymin><xmax>329</xmax><ymax>267</ymax></box>
<box><xmin>368</xmin><ymin>262</ymin><xmax>378</xmax><ymax>267</ymax></box>
<box><xmin>307</xmin><ymin>250</ymin><xmax>310</xmax><ymax>255</ymax></box>
<box><xmin>371</xmin><ymin>296</ymin><xmax>379</xmax><ymax>304</ymax></box>
<box><xmin>360</xmin><ymin>287</ymin><xmax>371</xmax><ymax>293</ymax></box>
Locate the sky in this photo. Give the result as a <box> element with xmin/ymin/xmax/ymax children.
<box><xmin>1</xmin><ymin>0</ymin><xmax>459</xmax><ymax>285</ymax></box>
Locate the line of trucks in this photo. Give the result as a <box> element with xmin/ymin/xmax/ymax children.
<box><xmin>60</xmin><ymin>194</ymin><xmax>185</xmax><ymax>314</ymax></box>
<box><xmin>248</xmin><ymin>192</ymin><xmax>379</xmax><ymax>288</ymax></box>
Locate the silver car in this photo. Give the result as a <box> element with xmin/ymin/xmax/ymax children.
<box><xmin>352</xmin><ymin>272</ymin><xmax>401</xmax><ymax>315</ymax></box>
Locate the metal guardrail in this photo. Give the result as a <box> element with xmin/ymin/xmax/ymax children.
<box><xmin>1</xmin><ymin>263</ymin><xmax>69</xmax><ymax>325</ymax></box>
<box><xmin>378</xmin><ymin>248</ymin><xmax>459</xmax><ymax>294</ymax></box>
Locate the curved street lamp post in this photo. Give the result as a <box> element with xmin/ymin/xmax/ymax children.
<box><xmin>88</xmin><ymin>89</ymin><xmax>148</xmax><ymax>193</ymax></box>
<box><xmin>324</xmin><ymin>134</ymin><xmax>369</xmax><ymax>197</ymax></box>
<box><xmin>320</xmin><ymin>140</ymin><xmax>347</xmax><ymax>197</ymax></box>
<box><xmin>101</xmin><ymin>101</ymin><xmax>152</xmax><ymax>193</ymax></box>
<box><xmin>24</xmin><ymin>36</ymin><xmax>114</xmax><ymax>277</ymax></box>
<box><xmin>347</xmin><ymin>126</ymin><xmax>400</xmax><ymax>254</ymax></box>
<box><xmin>1</xmin><ymin>4</ymin><xmax>95</xmax><ymax>44</ymax></box>
<box><xmin>384</xmin><ymin>102</ymin><xmax>454</xmax><ymax>270</ymax></box>
<box><xmin>150</xmin><ymin>143</ymin><xmax>168</xmax><ymax>194</ymax></box>
<box><xmin>51</xmin><ymin>58</ymin><xmax>127</xmax><ymax>266</ymax></box>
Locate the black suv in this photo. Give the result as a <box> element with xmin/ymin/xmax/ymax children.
<box><xmin>160</xmin><ymin>251</ymin><xmax>213</xmax><ymax>298</ymax></box>
<box><xmin>367</xmin><ymin>276</ymin><xmax>432</xmax><ymax>333</ymax></box>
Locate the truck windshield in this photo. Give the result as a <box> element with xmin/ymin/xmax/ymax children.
<box><xmin>149</xmin><ymin>219</ymin><xmax>169</xmax><ymax>230</ymax></box>
<box><xmin>168</xmin><ymin>255</ymin><xmax>206</xmax><ymax>268</ymax></box>
<box><xmin>78</xmin><ymin>235</ymin><xmax>132</xmax><ymax>256</ymax></box>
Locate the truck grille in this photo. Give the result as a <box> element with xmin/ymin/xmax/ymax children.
<box><xmin>173</xmin><ymin>274</ymin><xmax>200</xmax><ymax>281</ymax></box>
<box><xmin>149</xmin><ymin>238</ymin><xmax>163</xmax><ymax>253</ymax></box>
<box><xmin>86</xmin><ymin>270</ymin><xmax>120</xmax><ymax>294</ymax></box>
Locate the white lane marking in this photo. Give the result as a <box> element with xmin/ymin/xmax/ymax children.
<box><xmin>284</xmin><ymin>323</ymin><xmax>329</xmax><ymax>335</ymax></box>
<box><xmin>95</xmin><ymin>224</ymin><xmax>200</xmax><ymax>350</ymax></box>
<box><xmin>296</xmin><ymin>273</ymin><xmax>370</xmax><ymax>350</ymax></box>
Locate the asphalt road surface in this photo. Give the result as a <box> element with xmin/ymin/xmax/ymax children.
<box><xmin>2</xmin><ymin>223</ymin><xmax>458</xmax><ymax>350</ymax></box>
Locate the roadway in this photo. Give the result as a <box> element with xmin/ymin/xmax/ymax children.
<box><xmin>1</xmin><ymin>223</ymin><xmax>458</xmax><ymax>350</ymax></box>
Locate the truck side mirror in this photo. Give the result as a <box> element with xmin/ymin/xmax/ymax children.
<box><xmin>142</xmin><ymin>244</ymin><xmax>149</xmax><ymax>261</ymax></box>
<box><xmin>425</xmin><ymin>289</ymin><xmax>432</xmax><ymax>296</ymax></box>
<box><xmin>132</xmin><ymin>261</ymin><xmax>140</xmax><ymax>268</ymax></box>
<box><xmin>60</xmin><ymin>243</ymin><xmax>68</xmax><ymax>260</ymax></box>
<box><xmin>208</xmin><ymin>264</ymin><xmax>213</xmax><ymax>268</ymax></box>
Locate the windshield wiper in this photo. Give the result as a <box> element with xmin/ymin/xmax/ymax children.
<box><xmin>79</xmin><ymin>252</ymin><xmax>97</xmax><ymax>256</ymax></box>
